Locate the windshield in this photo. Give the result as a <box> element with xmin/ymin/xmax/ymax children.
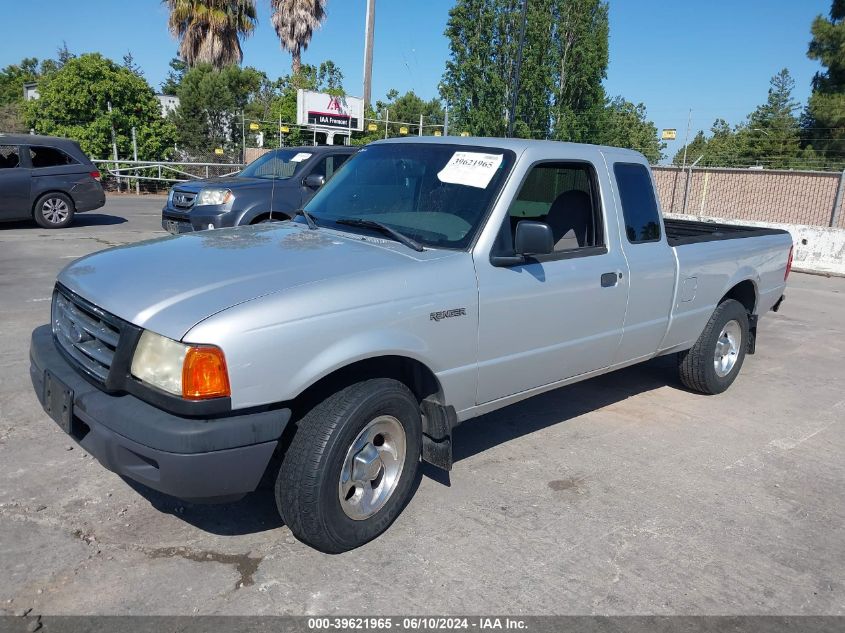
<box><xmin>301</xmin><ymin>143</ymin><xmax>514</xmax><ymax>249</ymax></box>
<box><xmin>239</xmin><ymin>149</ymin><xmax>313</xmax><ymax>180</ymax></box>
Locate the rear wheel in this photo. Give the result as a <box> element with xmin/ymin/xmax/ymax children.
<box><xmin>276</xmin><ymin>379</ymin><xmax>421</xmax><ymax>553</ymax></box>
<box><xmin>34</xmin><ymin>192</ymin><xmax>75</xmax><ymax>228</ymax></box>
<box><xmin>678</xmin><ymin>298</ymin><xmax>749</xmax><ymax>394</ymax></box>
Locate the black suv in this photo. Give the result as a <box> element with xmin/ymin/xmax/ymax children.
<box><xmin>0</xmin><ymin>134</ymin><xmax>106</xmax><ymax>228</ymax></box>
<box><xmin>162</xmin><ymin>145</ymin><xmax>357</xmax><ymax>234</ymax></box>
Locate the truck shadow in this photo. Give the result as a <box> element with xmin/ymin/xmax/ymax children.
<box><xmin>125</xmin><ymin>354</ymin><xmax>683</xmax><ymax>536</ymax></box>
<box><xmin>451</xmin><ymin>354</ymin><xmax>682</xmax><ymax>465</ymax></box>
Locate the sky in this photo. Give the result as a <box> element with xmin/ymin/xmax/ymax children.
<box><xmin>0</xmin><ymin>0</ymin><xmax>832</xmax><ymax>160</ymax></box>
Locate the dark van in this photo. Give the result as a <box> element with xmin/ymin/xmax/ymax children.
<box><xmin>0</xmin><ymin>134</ymin><xmax>106</xmax><ymax>228</ymax></box>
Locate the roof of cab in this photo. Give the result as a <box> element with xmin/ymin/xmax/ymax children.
<box><xmin>373</xmin><ymin>135</ymin><xmax>645</xmax><ymax>160</ymax></box>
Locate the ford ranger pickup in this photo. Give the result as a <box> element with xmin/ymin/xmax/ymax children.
<box><xmin>30</xmin><ymin>138</ymin><xmax>793</xmax><ymax>552</ymax></box>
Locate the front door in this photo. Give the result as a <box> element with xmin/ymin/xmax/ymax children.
<box><xmin>475</xmin><ymin>161</ymin><xmax>629</xmax><ymax>404</ymax></box>
<box><xmin>0</xmin><ymin>145</ymin><xmax>31</xmax><ymax>220</ymax></box>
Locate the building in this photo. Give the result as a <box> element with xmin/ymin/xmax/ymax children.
<box><xmin>155</xmin><ymin>94</ymin><xmax>180</xmax><ymax>117</ymax></box>
<box><xmin>23</xmin><ymin>82</ymin><xmax>40</xmax><ymax>101</ymax></box>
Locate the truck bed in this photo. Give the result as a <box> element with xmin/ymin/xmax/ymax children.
<box><xmin>664</xmin><ymin>218</ymin><xmax>788</xmax><ymax>247</ymax></box>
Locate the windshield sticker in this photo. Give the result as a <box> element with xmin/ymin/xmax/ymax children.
<box><xmin>290</xmin><ymin>152</ymin><xmax>312</xmax><ymax>162</ymax></box>
<box><xmin>437</xmin><ymin>151</ymin><xmax>504</xmax><ymax>189</ymax></box>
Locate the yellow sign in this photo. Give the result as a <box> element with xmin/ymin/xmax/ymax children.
<box><xmin>249</xmin><ymin>122</ymin><xmax>260</xmax><ymax>131</ymax></box>
<box><xmin>661</xmin><ymin>129</ymin><xmax>677</xmax><ymax>141</ymax></box>
<box><xmin>368</xmin><ymin>123</ymin><xmax>378</xmax><ymax>132</ymax></box>
<box><xmin>280</xmin><ymin>125</ymin><xmax>290</xmax><ymax>133</ymax></box>
<box><xmin>214</xmin><ymin>148</ymin><xmax>224</xmax><ymax>156</ymax></box>
<box><xmin>460</xmin><ymin>131</ymin><xmax>470</xmax><ymax>137</ymax></box>
<box><xmin>399</xmin><ymin>126</ymin><xmax>409</xmax><ymax>135</ymax></box>
<box><xmin>434</xmin><ymin>130</ymin><xmax>442</xmax><ymax>137</ymax></box>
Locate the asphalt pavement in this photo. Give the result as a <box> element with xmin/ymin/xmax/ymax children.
<box><xmin>0</xmin><ymin>195</ymin><xmax>843</xmax><ymax>615</ymax></box>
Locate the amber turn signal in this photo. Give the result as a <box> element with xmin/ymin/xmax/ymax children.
<box><xmin>182</xmin><ymin>346</ymin><xmax>231</xmax><ymax>400</ymax></box>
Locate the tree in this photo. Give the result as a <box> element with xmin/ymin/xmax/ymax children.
<box><xmin>26</xmin><ymin>53</ymin><xmax>177</xmax><ymax>160</ymax></box>
<box><xmin>122</xmin><ymin>51</ymin><xmax>144</xmax><ymax>77</ymax></box>
<box><xmin>161</xmin><ymin>57</ymin><xmax>188</xmax><ymax>94</ymax></box>
<box><xmin>744</xmin><ymin>69</ymin><xmax>802</xmax><ymax>168</ymax></box>
<box><xmin>173</xmin><ymin>63</ymin><xmax>265</xmax><ymax>154</ymax></box>
<box><xmin>596</xmin><ymin>97</ymin><xmax>664</xmax><ymax>163</ymax></box>
<box><xmin>673</xmin><ymin>71</ymin><xmax>805</xmax><ymax>169</ymax></box>
<box><xmin>441</xmin><ymin>0</ymin><xmax>610</xmax><ymax>141</ymax></box>
<box><xmin>550</xmin><ymin>0</ymin><xmax>609</xmax><ymax>142</ymax></box>
<box><xmin>0</xmin><ymin>58</ymin><xmax>40</xmax><ymax>106</ymax></box>
<box><xmin>165</xmin><ymin>0</ymin><xmax>258</xmax><ymax>69</ymax></box>
<box><xmin>803</xmin><ymin>0</ymin><xmax>845</xmax><ymax>169</ymax></box>
<box><xmin>270</xmin><ymin>0</ymin><xmax>327</xmax><ymax>75</ymax></box>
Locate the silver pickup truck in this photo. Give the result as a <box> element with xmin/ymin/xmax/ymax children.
<box><xmin>30</xmin><ymin>138</ymin><xmax>792</xmax><ymax>552</ymax></box>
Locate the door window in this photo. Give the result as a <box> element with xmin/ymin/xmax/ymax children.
<box><xmin>0</xmin><ymin>145</ymin><xmax>21</xmax><ymax>169</ymax></box>
<box><xmin>614</xmin><ymin>163</ymin><xmax>661</xmax><ymax>243</ymax></box>
<box><xmin>310</xmin><ymin>153</ymin><xmax>351</xmax><ymax>180</ymax></box>
<box><xmin>29</xmin><ymin>145</ymin><xmax>77</xmax><ymax>168</ymax></box>
<box><xmin>506</xmin><ymin>162</ymin><xmax>603</xmax><ymax>253</ymax></box>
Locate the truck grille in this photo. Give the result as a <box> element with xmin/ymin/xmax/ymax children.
<box><xmin>172</xmin><ymin>190</ymin><xmax>197</xmax><ymax>210</ymax></box>
<box><xmin>52</xmin><ymin>288</ymin><xmax>121</xmax><ymax>384</ymax></box>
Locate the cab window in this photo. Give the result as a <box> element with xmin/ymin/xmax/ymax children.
<box><xmin>506</xmin><ymin>162</ymin><xmax>603</xmax><ymax>252</ymax></box>
<box><xmin>614</xmin><ymin>163</ymin><xmax>661</xmax><ymax>243</ymax></box>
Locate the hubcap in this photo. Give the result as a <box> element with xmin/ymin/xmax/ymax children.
<box><xmin>714</xmin><ymin>319</ymin><xmax>742</xmax><ymax>378</ymax></box>
<box><xmin>42</xmin><ymin>198</ymin><xmax>69</xmax><ymax>224</ymax></box>
<box><xmin>338</xmin><ymin>415</ymin><xmax>406</xmax><ymax>520</ymax></box>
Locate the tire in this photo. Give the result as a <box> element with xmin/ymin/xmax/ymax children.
<box><xmin>276</xmin><ymin>378</ymin><xmax>422</xmax><ymax>553</ymax></box>
<box><xmin>678</xmin><ymin>299</ymin><xmax>750</xmax><ymax>395</ymax></box>
<box><xmin>34</xmin><ymin>192</ymin><xmax>75</xmax><ymax>229</ymax></box>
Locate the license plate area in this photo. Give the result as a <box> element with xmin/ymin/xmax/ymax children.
<box><xmin>43</xmin><ymin>370</ymin><xmax>74</xmax><ymax>435</ymax></box>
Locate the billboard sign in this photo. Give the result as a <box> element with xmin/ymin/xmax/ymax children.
<box><xmin>297</xmin><ymin>90</ymin><xmax>364</xmax><ymax>132</ymax></box>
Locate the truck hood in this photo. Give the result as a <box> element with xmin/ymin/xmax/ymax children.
<box><xmin>58</xmin><ymin>224</ymin><xmax>448</xmax><ymax>340</ymax></box>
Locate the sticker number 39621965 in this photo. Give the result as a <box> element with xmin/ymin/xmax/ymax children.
<box><xmin>437</xmin><ymin>151</ymin><xmax>504</xmax><ymax>189</ymax></box>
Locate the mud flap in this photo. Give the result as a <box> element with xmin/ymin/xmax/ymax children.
<box><xmin>420</xmin><ymin>398</ymin><xmax>457</xmax><ymax>471</ymax></box>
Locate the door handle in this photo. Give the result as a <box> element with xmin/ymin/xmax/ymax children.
<box><xmin>601</xmin><ymin>272</ymin><xmax>620</xmax><ymax>288</ymax></box>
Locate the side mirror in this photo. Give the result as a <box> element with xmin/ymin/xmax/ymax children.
<box><xmin>303</xmin><ymin>174</ymin><xmax>325</xmax><ymax>189</ymax></box>
<box><xmin>514</xmin><ymin>220</ymin><xmax>554</xmax><ymax>256</ymax></box>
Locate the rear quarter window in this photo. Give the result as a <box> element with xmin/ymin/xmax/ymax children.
<box><xmin>614</xmin><ymin>162</ymin><xmax>662</xmax><ymax>243</ymax></box>
<box><xmin>29</xmin><ymin>145</ymin><xmax>78</xmax><ymax>168</ymax></box>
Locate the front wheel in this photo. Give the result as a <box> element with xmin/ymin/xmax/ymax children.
<box><xmin>678</xmin><ymin>298</ymin><xmax>750</xmax><ymax>395</ymax></box>
<box><xmin>34</xmin><ymin>192</ymin><xmax>75</xmax><ymax>228</ymax></box>
<box><xmin>276</xmin><ymin>379</ymin><xmax>422</xmax><ymax>553</ymax></box>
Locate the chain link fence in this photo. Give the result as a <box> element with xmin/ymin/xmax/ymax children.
<box><xmin>652</xmin><ymin>165</ymin><xmax>845</xmax><ymax>229</ymax></box>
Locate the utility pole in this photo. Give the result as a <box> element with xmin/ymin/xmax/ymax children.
<box><xmin>362</xmin><ymin>0</ymin><xmax>376</xmax><ymax>109</ymax></box>
<box><xmin>131</xmin><ymin>126</ymin><xmax>139</xmax><ymax>195</ymax></box>
<box><xmin>444</xmin><ymin>101</ymin><xmax>449</xmax><ymax>136</ymax></box>
<box><xmin>384</xmin><ymin>108</ymin><xmax>389</xmax><ymax>139</ymax></box>
<box><xmin>507</xmin><ymin>0</ymin><xmax>528</xmax><ymax>138</ymax></box>
<box><xmin>419</xmin><ymin>113</ymin><xmax>424</xmax><ymax>137</ymax></box>
<box><xmin>680</xmin><ymin>108</ymin><xmax>692</xmax><ymax>170</ymax></box>
<box><xmin>107</xmin><ymin>101</ymin><xmax>120</xmax><ymax>192</ymax></box>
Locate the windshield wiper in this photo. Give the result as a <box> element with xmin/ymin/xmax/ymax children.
<box><xmin>335</xmin><ymin>218</ymin><xmax>424</xmax><ymax>252</ymax></box>
<box><xmin>294</xmin><ymin>209</ymin><xmax>319</xmax><ymax>230</ymax></box>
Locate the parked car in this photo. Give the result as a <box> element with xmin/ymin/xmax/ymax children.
<box><xmin>30</xmin><ymin>138</ymin><xmax>792</xmax><ymax>552</ymax></box>
<box><xmin>0</xmin><ymin>134</ymin><xmax>105</xmax><ymax>228</ymax></box>
<box><xmin>161</xmin><ymin>145</ymin><xmax>357</xmax><ymax>234</ymax></box>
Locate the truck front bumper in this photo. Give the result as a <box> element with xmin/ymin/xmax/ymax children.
<box><xmin>29</xmin><ymin>325</ymin><xmax>290</xmax><ymax>502</ymax></box>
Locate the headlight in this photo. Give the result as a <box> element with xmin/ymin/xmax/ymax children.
<box><xmin>131</xmin><ymin>331</ymin><xmax>230</xmax><ymax>400</ymax></box>
<box><xmin>167</xmin><ymin>188</ymin><xmax>174</xmax><ymax>205</ymax></box>
<box><xmin>196</xmin><ymin>188</ymin><xmax>233</xmax><ymax>206</ymax></box>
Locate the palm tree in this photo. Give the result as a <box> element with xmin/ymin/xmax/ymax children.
<box><xmin>270</xmin><ymin>0</ymin><xmax>328</xmax><ymax>75</ymax></box>
<box><xmin>166</xmin><ymin>0</ymin><xmax>258</xmax><ymax>69</ymax></box>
